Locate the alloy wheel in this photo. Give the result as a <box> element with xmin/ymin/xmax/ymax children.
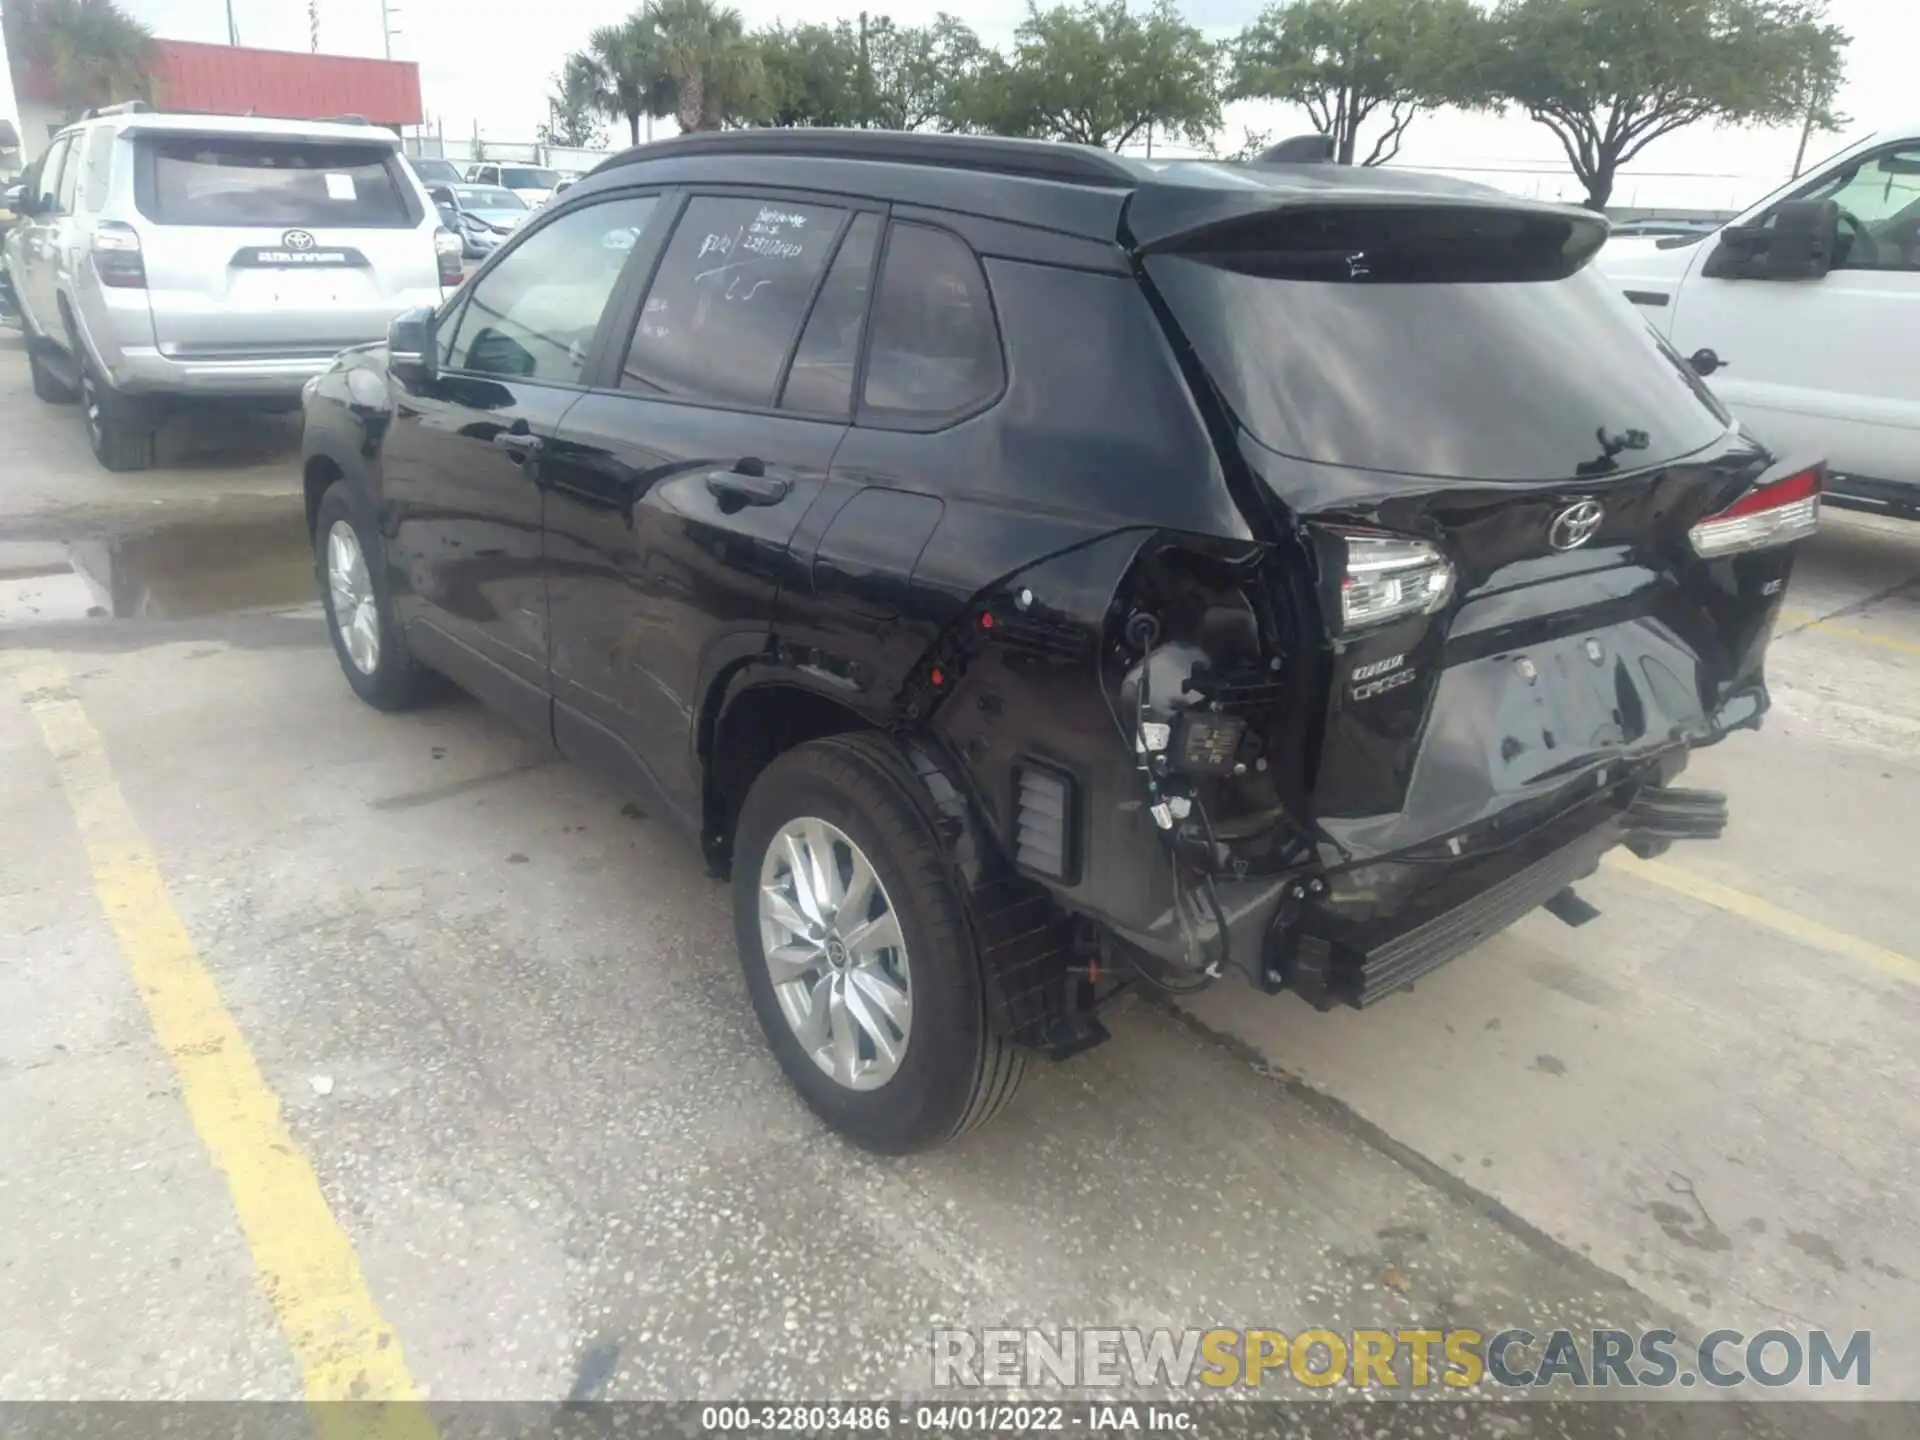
<box><xmin>325</xmin><ymin>519</ymin><xmax>381</xmax><ymax>675</ymax></box>
<box><xmin>758</xmin><ymin>817</ymin><xmax>913</xmax><ymax>1091</ymax></box>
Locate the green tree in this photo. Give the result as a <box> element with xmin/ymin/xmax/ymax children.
<box><xmin>540</xmin><ymin>54</ymin><xmax>610</xmax><ymax>149</ymax></box>
<box><xmin>1788</xmin><ymin>45</ymin><xmax>1850</xmax><ymax>178</ymax></box>
<box><xmin>648</xmin><ymin>0</ymin><xmax>769</xmax><ymax>132</ymax></box>
<box><xmin>580</xmin><ymin>15</ymin><xmax>674</xmax><ymax>146</ymax></box>
<box><xmin>865</xmin><ymin>14</ymin><xmax>994</xmax><ymax>132</ymax></box>
<box><xmin>755</xmin><ymin>21</ymin><xmax>861</xmax><ymax>127</ymax></box>
<box><xmin>1228</xmin><ymin>0</ymin><xmax>1485</xmax><ymax>166</ymax></box>
<box><xmin>965</xmin><ymin>0</ymin><xmax>1220</xmax><ymax>151</ymax></box>
<box><xmin>2</xmin><ymin>0</ymin><xmax>153</xmax><ymax>121</ymax></box>
<box><xmin>1485</xmin><ymin>0</ymin><xmax>1850</xmax><ymax>209</ymax></box>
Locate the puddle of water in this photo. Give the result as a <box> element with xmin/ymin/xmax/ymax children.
<box><xmin>0</xmin><ymin>512</ymin><xmax>317</xmax><ymax>624</ymax></box>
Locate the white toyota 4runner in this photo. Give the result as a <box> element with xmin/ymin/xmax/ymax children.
<box><xmin>1599</xmin><ymin>123</ymin><xmax>1920</xmax><ymax>517</ymax></box>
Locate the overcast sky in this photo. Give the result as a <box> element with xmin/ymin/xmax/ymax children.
<box><xmin>121</xmin><ymin>0</ymin><xmax>1911</xmax><ymax>208</ymax></box>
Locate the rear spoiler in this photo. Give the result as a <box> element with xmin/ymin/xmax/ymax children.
<box><xmin>1124</xmin><ymin>181</ymin><xmax>1609</xmax><ymax>264</ymax></box>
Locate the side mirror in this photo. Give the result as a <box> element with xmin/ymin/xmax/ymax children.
<box><xmin>3</xmin><ymin>183</ymin><xmax>25</xmax><ymax>210</ymax></box>
<box><xmin>388</xmin><ymin>307</ymin><xmax>437</xmax><ymax>388</ymax></box>
<box><xmin>436</xmin><ymin>202</ymin><xmax>460</xmax><ymax>228</ymax></box>
<box><xmin>428</xmin><ymin>185</ymin><xmax>455</xmax><ymax>206</ymax></box>
<box><xmin>1704</xmin><ymin>198</ymin><xmax>1839</xmax><ymax>281</ymax></box>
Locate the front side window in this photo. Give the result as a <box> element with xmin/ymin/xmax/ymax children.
<box><xmin>622</xmin><ymin>195</ymin><xmax>848</xmax><ymax>409</ymax></box>
<box><xmin>861</xmin><ymin>223</ymin><xmax>1003</xmax><ymax>420</ymax></box>
<box><xmin>141</xmin><ymin>138</ymin><xmax>413</xmax><ymax>227</ymax></box>
<box><xmin>445</xmin><ymin>195</ymin><xmax>658</xmax><ymax>383</ymax></box>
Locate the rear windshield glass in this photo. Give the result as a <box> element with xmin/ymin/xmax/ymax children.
<box><xmin>455</xmin><ymin>186</ymin><xmax>526</xmax><ymax>210</ymax></box>
<box><xmin>1147</xmin><ymin>208</ymin><xmax>1731</xmax><ymax>482</ymax></box>
<box><xmin>141</xmin><ymin>137</ymin><xmax>414</xmax><ymax>228</ymax></box>
<box><xmin>500</xmin><ymin>168</ymin><xmax>560</xmax><ymax>189</ymax></box>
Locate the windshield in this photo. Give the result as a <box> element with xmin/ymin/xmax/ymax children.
<box><xmin>410</xmin><ymin>157</ymin><xmax>463</xmax><ymax>184</ymax></box>
<box><xmin>500</xmin><ymin>167</ymin><xmax>560</xmax><ymax>190</ymax></box>
<box><xmin>1147</xmin><ymin>208</ymin><xmax>1730</xmax><ymax>482</ymax></box>
<box><xmin>455</xmin><ymin>186</ymin><xmax>527</xmax><ymax>211</ymax></box>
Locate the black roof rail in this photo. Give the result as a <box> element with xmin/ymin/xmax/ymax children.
<box><xmin>1257</xmin><ymin>133</ymin><xmax>1340</xmax><ymax>164</ymax></box>
<box><xmin>83</xmin><ymin>100</ymin><xmax>152</xmax><ymax>119</ymax></box>
<box><xmin>592</xmin><ymin>128</ymin><xmax>1139</xmax><ymax>188</ymax></box>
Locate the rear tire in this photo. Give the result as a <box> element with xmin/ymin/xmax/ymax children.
<box><xmin>28</xmin><ymin>337</ymin><xmax>78</xmax><ymax>404</ymax></box>
<box><xmin>733</xmin><ymin>733</ymin><xmax>1028</xmax><ymax>1153</ymax></box>
<box><xmin>313</xmin><ymin>479</ymin><xmax>434</xmax><ymax>712</ymax></box>
<box><xmin>77</xmin><ymin>349</ymin><xmax>156</xmax><ymax>472</ymax></box>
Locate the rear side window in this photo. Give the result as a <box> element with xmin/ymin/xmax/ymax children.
<box><xmin>140</xmin><ymin>138</ymin><xmax>414</xmax><ymax>228</ymax></box>
<box><xmin>57</xmin><ymin>136</ymin><xmax>82</xmax><ymax>212</ymax></box>
<box><xmin>622</xmin><ymin>195</ymin><xmax>848</xmax><ymax>408</ymax></box>
<box><xmin>780</xmin><ymin>213</ymin><xmax>881</xmax><ymax>418</ymax></box>
<box><xmin>445</xmin><ymin>195</ymin><xmax>658</xmax><ymax>383</ymax></box>
<box><xmin>862</xmin><ymin>223</ymin><xmax>1002</xmax><ymax>420</ymax></box>
<box><xmin>82</xmin><ymin>127</ymin><xmax>117</xmax><ymax>211</ymax></box>
<box><xmin>34</xmin><ymin>136</ymin><xmax>71</xmax><ymax>214</ymax></box>
<box><xmin>1146</xmin><ymin>206</ymin><xmax>1730</xmax><ymax>481</ymax></box>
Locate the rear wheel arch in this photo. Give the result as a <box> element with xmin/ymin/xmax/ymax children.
<box><xmin>701</xmin><ymin>673</ymin><xmax>884</xmax><ymax>872</ymax></box>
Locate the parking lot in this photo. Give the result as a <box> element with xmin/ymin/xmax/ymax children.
<box><xmin>1</xmin><ymin>324</ymin><xmax>1916</xmax><ymax>1423</ymax></box>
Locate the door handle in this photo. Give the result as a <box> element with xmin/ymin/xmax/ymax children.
<box><xmin>493</xmin><ymin>425</ymin><xmax>542</xmax><ymax>463</ymax></box>
<box><xmin>706</xmin><ymin>461</ymin><xmax>791</xmax><ymax>507</ymax></box>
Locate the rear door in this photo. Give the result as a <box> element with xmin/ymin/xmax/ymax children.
<box><xmin>542</xmin><ymin>190</ymin><xmax>866</xmax><ymax>823</ymax></box>
<box><xmin>1139</xmin><ymin>200</ymin><xmax>1791</xmax><ymax>848</ymax></box>
<box><xmin>129</xmin><ymin>131</ymin><xmax>441</xmax><ymax>357</ymax></box>
<box><xmin>19</xmin><ymin>134</ymin><xmax>73</xmax><ymax>329</ymax></box>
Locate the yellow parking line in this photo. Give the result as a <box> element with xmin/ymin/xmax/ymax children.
<box><xmin>1800</xmin><ymin>621</ymin><xmax>1920</xmax><ymax>656</ymax></box>
<box><xmin>1605</xmin><ymin>850</ymin><xmax>1920</xmax><ymax>988</ymax></box>
<box><xmin>11</xmin><ymin>656</ymin><xmax>434</xmax><ymax>1437</ymax></box>
<box><xmin>1776</xmin><ymin>606</ymin><xmax>1920</xmax><ymax>655</ymax></box>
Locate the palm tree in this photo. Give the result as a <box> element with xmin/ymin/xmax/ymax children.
<box><xmin>582</xmin><ymin>15</ymin><xmax>674</xmax><ymax>147</ymax></box>
<box><xmin>3</xmin><ymin>0</ymin><xmax>153</xmax><ymax>121</ymax></box>
<box><xmin>644</xmin><ymin>0</ymin><xmax>767</xmax><ymax>132</ymax></box>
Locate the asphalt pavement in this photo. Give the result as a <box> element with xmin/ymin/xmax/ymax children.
<box><xmin>1</xmin><ymin>329</ymin><xmax>1916</xmax><ymax>1430</ymax></box>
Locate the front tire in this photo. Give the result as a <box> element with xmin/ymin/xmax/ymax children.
<box><xmin>733</xmin><ymin>733</ymin><xmax>1028</xmax><ymax>1153</ymax></box>
<box><xmin>313</xmin><ymin>480</ymin><xmax>433</xmax><ymax>712</ymax></box>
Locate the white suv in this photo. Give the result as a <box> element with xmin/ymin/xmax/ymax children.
<box><xmin>5</xmin><ymin>105</ymin><xmax>458</xmax><ymax>470</ymax></box>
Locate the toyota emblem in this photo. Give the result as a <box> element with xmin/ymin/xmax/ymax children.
<box><xmin>282</xmin><ymin>229</ymin><xmax>317</xmax><ymax>251</ymax></box>
<box><xmin>1548</xmin><ymin>499</ymin><xmax>1605</xmax><ymax>552</ymax></box>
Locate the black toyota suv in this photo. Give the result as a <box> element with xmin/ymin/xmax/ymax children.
<box><xmin>301</xmin><ymin>130</ymin><xmax>1821</xmax><ymax>1152</ymax></box>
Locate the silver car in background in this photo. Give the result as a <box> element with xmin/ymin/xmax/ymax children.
<box><xmin>4</xmin><ymin>105</ymin><xmax>458</xmax><ymax>471</ymax></box>
<box><xmin>428</xmin><ymin>183</ymin><xmax>530</xmax><ymax>258</ymax></box>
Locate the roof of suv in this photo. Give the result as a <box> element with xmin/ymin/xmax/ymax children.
<box><xmin>67</xmin><ymin>112</ymin><xmax>405</xmax><ymax>146</ymax></box>
<box><xmin>574</xmin><ymin>128</ymin><xmax>1595</xmax><ymax>251</ymax></box>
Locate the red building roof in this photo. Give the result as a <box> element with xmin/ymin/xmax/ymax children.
<box><xmin>148</xmin><ymin>40</ymin><xmax>422</xmax><ymax>128</ymax></box>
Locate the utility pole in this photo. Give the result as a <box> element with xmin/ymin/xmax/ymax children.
<box><xmin>381</xmin><ymin>0</ymin><xmax>401</xmax><ymax>61</ymax></box>
<box><xmin>857</xmin><ymin>11</ymin><xmax>871</xmax><ymax>130</ymax></box>
<box><xmin>309</xmin><ymin>0</ymin><xmax>320</xmax><ymax>53</ymax></box>
<box><xmin>225</xmin><ymin>0</ymin><xmax>240</xmax><ymax>45</ymax></box>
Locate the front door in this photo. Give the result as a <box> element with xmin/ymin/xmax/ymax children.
<box><xmin>378</xmin><ymin>191</ymin><xmax>663</xmax><ymax>727</ymax></box>
<box><xmin>543</xmin><ymin>193</ymin><xmax>879</xmax><ymax>822</ymax></box>
<box><xmin>1667</xmin><ymin>139</ymin><xmax>1920</xmax><ymax>489</ymax></box>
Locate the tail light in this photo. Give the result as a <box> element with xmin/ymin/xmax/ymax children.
<box><xmin>90</xmin><ymin>221</ymin><xmax>146</xmax><ymax>288</ymax></box>
<box><xmin>434</xmin><ymin>227</ymin><xmax>464</xmax><ymax>287</ymax></box>
<box><xmin>1330</xmin><ymin>529</ymin><xmax>1455</xmax><ymax>633</ymax></box>
<box><xmin>1688</xmin><ymin>463</ymin><xmax>1823</xmax><ymax>557</ymax></box>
